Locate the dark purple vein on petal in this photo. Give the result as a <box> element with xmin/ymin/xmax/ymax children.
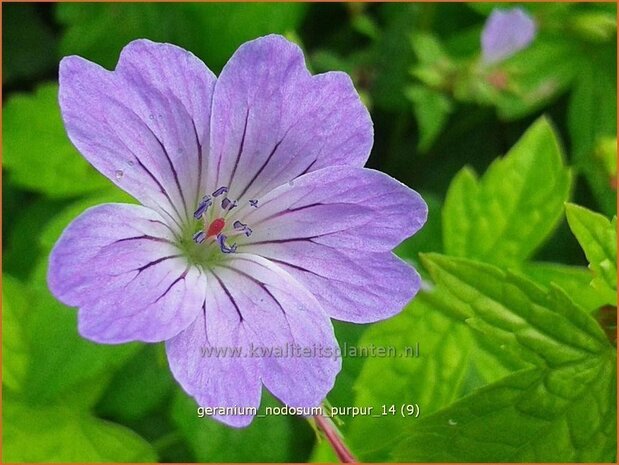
<box><xmin>248</xmin><ymin>202</ymin><xmax>330</xmax><ymax>228</ymax></box>
<box><xmin>133</xmin><ymin>156</ymin><xmax>185</xmax><ymax>231</ymax></box>
<box><xmin>142</xmin><ymin>123</ymin><xmax>190</xmax><ymax>222</ymax></box>
<box><xmin>210</xmin><ymin>270</ymin><xmax>244</xmax><ymax>322</ymax></box>
<box><xmin>113</xmin><ymin>234</ymin><xmax>175</xmax><ymax>245</ymax></box>
<box><xmin>154</xmin><ymin>267</ymin><xmax>189</xmax><ymax>303</ymax></box>
<box><xmin>219</xmin><ymin>263</ymin><xmax>297</xmax><ymax>340</ymax></box>
<box><xmin>135</xmin><ymin>254</ymin><xmax>182</xmax><ymax>273</ymax></box>
<box><xmin>191</xmin><ymin>119</ymin><xmax>204</xmax><ymax>210</ymax></box>
<box><xmin>147</xmin><ymin>219</ymin><xmax>180</xmax><ymax>239</ymax></box>
<box><xmin>226</xmin><ymin>107</ymin><xmax>250</xmax><ymax>193</ymax></box>
<box><xmin>236</xmin><ymin>127</ymin><xmax>292</xmax><ymax>202</ymax></box>
<box><xmin>101</xmin><ymin>92</ymin><xmax>186</xmax><ymax>230</ymax></box>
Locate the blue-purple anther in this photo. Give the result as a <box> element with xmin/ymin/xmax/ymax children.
<box><xmin>249</xmin><ymin>199</ymin><xmax>259</xmax><ymax>208</ymax></box>
<box><xmin>233</xmin><ymin>220</ymin><xmax>253</xmax><ymax>237</ymax></box>
<box><xmin>221</xmin><ymin>197</ymin><xmax>238</xmax><ymax>211</ymax></box>
<box><xmin>193</xmin><ymin>195</ymin><xmax>212</xmax><ymax>219</ymax></box>
<box><xmin>212</xmin><ymin>186</ymin><xmax>229</xmax><ymax>197</ymax></box>
<box><xmin>216</xmin><ymin>234</ymin><xmax>237</xmax><ymax>254</ymax></box>
<box><xmin>192</xmin><ymin>230</ymin><xmax>206</xmax><ymax>244</ymax></box>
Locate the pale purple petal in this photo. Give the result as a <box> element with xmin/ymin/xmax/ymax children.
<box><xmin>48</xmin><ymin>204</ymin><xmax>206</xmax><ymax>343</ymax></box>
<box><xmin>481</xmin><ymin>8</ymin><xmax>536</xmax><ymax>64</ymax></box>
<box><xmin>251</xmin><ymin>243</ymin><xmax>420</xmax><ymax>323</ymax></box>
<box><xmin>239</xmin><ymin>166</ymin><xmax>427</xmax><ymax>253</ymax></box>
<box><xmin>166</xmin><ymin>254</ymin><xmax>340</xmax><ymax>426</ymax></box>
<box><xmin>207</xmin><ymin>34</ymin><xmax>373</xmax><ymax>204</ymax></box>
<box><xmin>165</xmin><ymin>301</ymin><xmax>261</xmax><ymax>428</ymax></box>
<box><xmin>233</xmin><ymin>166</ymin><xmax>425</xmax><ymax>322</ymax></box>
<box><xmin>59</xmin><ymin>39</ymin><xmax>216</xmax><ymax>229</ymax></box>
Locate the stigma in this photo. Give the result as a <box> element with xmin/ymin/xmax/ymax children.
<box><xmin>191</xmin><ymin>185</ymin><xmax>257</xmax><ymax>255</ymax></box>
<box><xmin>206</xmin><ymin>218</ymin><xmax>226</xmax><ymax>238</ymax></box>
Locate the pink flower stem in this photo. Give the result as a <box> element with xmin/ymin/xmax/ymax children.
<box><xmin>313</xmin><ymin>414</ymin><xmax>357</xmax><ymax>463</ymax></box>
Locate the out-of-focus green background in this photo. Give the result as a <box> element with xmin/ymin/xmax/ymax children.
<box><xmin>2</xmin><ymin>2</ymin><xmax>617</xmax><ymax>463</ymax></box>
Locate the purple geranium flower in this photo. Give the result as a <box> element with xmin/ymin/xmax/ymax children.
<box><xmin>481</xmin><ymin>8</ymin><xmax>537</xmax><ymax>64</ymax></box>
<box><xmin>48</xmin><ymin>35</ymin><xmax>427</xmax><ymax>427</ymax></box>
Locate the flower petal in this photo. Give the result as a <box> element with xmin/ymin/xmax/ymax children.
<box><xmin>165</xmin><ymin>301</ymin><xmax>261</xmax><ymax>428</ymax></box>
<box><xmin>48</xmin><ymin>204</ymin><xmax>206</xmax><ymax>343</ymax></box>
<box><xmin>207</xmin><ymin>34</ymin><xmax>373</xmax><ymax>203</ymax></box>
<box><xmin>166</xmin><ymin>254</ymin><xmax>340</xmax><ymax>426</ymax></box>
<box><xmin>481</xmin><ymin>8</ymin><xmax>536</xmax><ymax>64</ymax></box>
<box><xmin>59</xmin><ymin>39</ymin><xmax>216</xmax><ymax>230</ymax></box>
<box><xmin>240</xmin><ymin>166</ymin><xmax>428</xmax><ymax>253</ymax></box>
<box><xmin>250</xmin><ymin>242</ymin><xmax>420</xmax><ymax>323</ymax></box>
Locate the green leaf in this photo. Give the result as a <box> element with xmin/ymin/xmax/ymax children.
<box><xmin>97</xmin><ymin>345</ymin><xmax>175</xmax><ymax>422</ymax></box>
<box><xmin>171</xmin><ymin>389</ymin><xmax>313</xmax><ymax>462</ymax></box>
<box><xmin>3</xmin><ymin>84</ymin><xmax>112</xmax><ymax>198</ymax></box>
<box><xmin>2</xmin><ymin>276</ymin><xmax>30</xmax><ymax>393</ymax></box>
<box><xmin>392</xmin><ymin>253</ymin><xmax>617</xmax><ymax>461</ymax></box>
<box><xmin>392</xmin><ymin>360</ymin><xmax>616</xmax><ymax>462</ymax></box>
<box><xmin>567</xmin><ymin>43</ymin><xmax>617</xmax><ymax>215</ymax></box>
<box><xmin>3</xmin><ymin>198</ymin><xmax>66</xmax><ymax>280</ymax></box>
<box><xmin>3</xmin><ymin>394</ymin><xmax>157</xmax><ymax>463</ymax></box>
<box><xmin>9</xmin><ymin>280</ymin><xmax>140</xmax><ymax>407</ymax></box>
<box><xmin>422</xmin><ymin>253</ymin><xmax>610</xmax><ymax>368</ymax></box>
<box><xmin>57</xmin><ymin>3</ymin><xmax>308</xmax><ymax>73</ymax></box>
<box><xmin>491</xmin><ymin>39</ymin><xmax>579</xmax><ymax>120</ymax></box>
<box><xmin>370</xmin><ymin>3</ymin><xmax>419</xmax><ymax>111</ymax></box>
<box><xmin>522</xmin><ymin>262</ymin><xmax>608</xmax><ymax>313</ymax></box>
<box><xmin>406</xmin><ymin>85</ymin><xmax>452</xmax><ymax>152</ymax></box>
<box><xmin>347</xmin><ymin>291</ymin><xmax>520</xmax><ymax>461</ymax></box>
<box><xmin>566</xmin><ymin>203</ymin><xmax>617</xmax><ymax>305</ymax></box>
<box><xmin>443</xmin><ymin>117</ymin><xmax>571</xmax><ymax>266</ymax></box>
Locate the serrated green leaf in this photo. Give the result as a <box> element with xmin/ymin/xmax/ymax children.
<box><xmin>347</xmin><ymin>292</ymin><xmax>521</xmax><ymax>461</ymax></box>
<box><xmin>171</xmin><ymin>389</ymin><xmax>313</xmax><ymax>462</ymax></box>
<box><xmin>522</xmin><ymin>262</ymin><xmax>608</xmax><ymax>312</ymax></box>
<box><xmin>422</xmin><ymin>253</ymin><xmax>610</xmax><ymax>367</ymax></box>
<box><xmin>443</xmin><ymin>117</ymin><xmax>571</xmax><ymax>266</ymax></box>
<box><xmin>392</xmin><ymin>359</ymin><xmax>616</xmax><ymax>462</ymax></box>
<box><xmin>388</xmin><ymin>253</ymin><xmax>617</xmax><ymax>462</ymax></box>
<box><xmin>3</xmin><ymin>84</ymin><xmax>111</xmax><ymax>197</ymax></box>
<box><xmin>566</xmin><ymin>203</ymin><xmax>617</xmax><ymax>305</ymax></box>
<box><xmin>3</xmin><ymin>394</ymin><xmax>157</xmax><ymax>463</ymax></box>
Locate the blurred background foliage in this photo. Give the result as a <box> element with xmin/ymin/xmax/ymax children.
<box><xmin>2</xmin><ymin>2</ymin><xmax>617</xmax><ymax>463</ymax></box>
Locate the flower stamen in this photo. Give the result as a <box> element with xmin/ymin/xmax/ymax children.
<box><xmin>212</xmin><ymin>186</ymin><xmax>228</xmax><ymax>197</ymax></box>
<box><xmin>191</xmin><ymin>186</ymin><xmax>256</xmax><ymax>252</ymax></box>
<box><xmin>216</xmin><ymin>234</ymin><xmax>237</xmax><ymax>254</ymax></box>
<box><xmin>193</xmin><ymin>195</ymin><xmax>212</xmax><ymax>219</ymax></box>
